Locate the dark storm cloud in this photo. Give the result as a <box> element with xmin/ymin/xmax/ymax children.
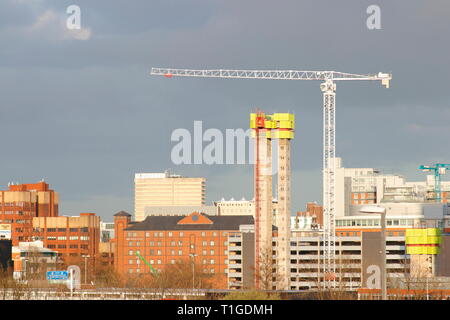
<box><xmin>0</xmin><ymin>0</ymin><xmax>449</xmax><ymax>219</ymax></box>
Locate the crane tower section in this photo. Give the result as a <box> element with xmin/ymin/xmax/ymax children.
<box><xmin>321</xmin><ymin>80</ymin><xmax>337</xmax><ymax>282</ymax></box>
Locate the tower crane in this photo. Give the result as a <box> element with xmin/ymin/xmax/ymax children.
<box><xmin>420</xmin><ymin>163</ymin><xmax>450</xmax><ymax>203</ymax></box>
<box><xmin>150</xmin><ymin>67</ymin><xmax>392</xmax><ymax>285</ymax></box>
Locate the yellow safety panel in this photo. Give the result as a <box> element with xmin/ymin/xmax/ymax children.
<box><xmin>406</xmin><ymin>246</ymin><xmax>441</xmax><ymax>255</ymax></box>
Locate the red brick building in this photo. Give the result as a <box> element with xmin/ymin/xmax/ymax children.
<box><xmin>297</xmin><ymin>202</ymin><xmax>323</xmax><ymax>229</ymax></box>
<box><xmin>113</xmin><ymin>211</ymin><xmax>253</xmax><ymax>289</ymax></box>
<box><xmin>32</xmin><ymin>213</ymin><xmax>100</xmax><ymax>264</ymax></box>
<box><xmin>0</xmin><ymin>181</ymin><xmax>58</xmax><ymax>245</ymax></box>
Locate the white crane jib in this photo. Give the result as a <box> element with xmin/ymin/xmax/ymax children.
<box><xmin>150</xmin><ymin>67</ymin><xmax>392</xmax><ymax>283</ymax></box>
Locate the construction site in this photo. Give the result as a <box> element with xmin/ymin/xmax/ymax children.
<box><xmin>147</xmin><ymin>67</ymin><xmax>450</xmax><ymax>299</ymax></box>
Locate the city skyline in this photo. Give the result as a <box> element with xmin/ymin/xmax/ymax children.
<box><xmin>1</xmin><ymin>0</ymin><xmax>449</xmax><ymax>221</ymax></box>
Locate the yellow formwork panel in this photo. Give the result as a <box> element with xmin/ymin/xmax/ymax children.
<box><xmin>407</xmin><ymin>246</ymin><xmax>441</xmax><ymax>255</ymax></box>
<box><xmin>272</xmin><ymin>113</ymin><xmax>295</xmax><ymax>121</ymax></box>
<box><xmin>277</xmin><ymin>120</ymin><xmax>294</xmax><ymax>129</ymax></box>
<box><xmin>264</xmin><ymin>120</ymin><xmax>276</xmax><ymax>129</ymax></box>
<box><xmin>427</xmin><ymin>228</ymin><xmax>441</xmax><ymax>236</ymax></box>
<box><xmin>406</xmin><ymin>228</ymin><xmax>441</xmax><ymax>238</ymax></box>
<box><xmin>406</xmin><ymin>236</ymin><xmax>441</xmax><ymax>245</ymax></box>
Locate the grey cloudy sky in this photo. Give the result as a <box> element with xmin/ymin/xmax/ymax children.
<box><xmin>0</xmin><ymin>0</ymin><xmax>449</xmax><ymax>221</ymax></box>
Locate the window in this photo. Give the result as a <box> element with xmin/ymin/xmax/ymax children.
<box><xmin>202</xmin><ymin>250</ymin><xmax>207</xmax><ymax>255</ymax></box>
<box><xmin>149</xmin><ymin>241</ymin><xmax>154</xmax><ymax>246</ymax></box>
<box><xmin>157</xmin><ymin>250</ymin><xmax>162</xmax><ymax>255</ymax></box>
<box><xmin>159</xmin><ymin>232</ymin><xmax>163</xmax><ymax>237</ymax></box>
<box><xmin>202</xmin><ymin>241</ymin><xmax>207</xmax><ymax>247</ymax></box>
<box><xmin>129</xmin><ymin>250</ymin><xmax>133</xmax><ymax>255</ymax></box>
<box><xmin>179</xmin><ymin>232</ymin><xmax>184</xmax><ymax>237</ymax></box>
<box><xmin>70</xmin><ymin>236</ymin><xmax>78</xmax><ymax>240</ymax></box>
<box><xmin>178</xmin><ymin>250</ymin><xmax>182</xmax><ymax>255</ymax></box>
<box><xmin>129</xmin><ymin>259</ymin><xmax>133</xmax><ymax>264</ymax></box>
<box><xmin>171</xmin><ymin>241</ymin><xmax>176</xmax><ymax>246</ymax></box>
<box><xmin>201</xmin><ymin>232</ymin><xmax>206</xmax><ymax>237</ymax></box>
<box><xmin>210</xmin><ymin>241</ymin><xmax>215</xmax><ymax>246</ymax></box>
<box><xmin>210</xmin><ymin>269</ymin><xmax>215</xmax><ymax>273</ymax></box>
<box><xmin>145</xmin><ymin>232</ymin><xmax>150</xmax><ymax>237</ymax></box>
<box><xmin>129</xmin><ymin>241</ymin><xmax>133</xmax><ymax>246</ymax></box>
<box><xmin>157</xmin><ymin>260</ymin><xmax>162</xmax><ymax>265</ymax></box>
<box><xmin>136</xmin><ymin>241</ymin><xmax>140</xmax><ymax>246</ymax></box>
<box><xmin>168</xmin><ymin>232</ymin><xmax>173</xmax><ymax>237</ymax></box>
<box><xmin>210</xmin><ymin>250</ymin><xmax>214</xmax><ymax>255</ymax></box>
<box><xmin>178</xmin><ymin>241</ymin><xmax>182</xmax><ymax>246</ymax></box>
<box><xmin>210</xmin><ymin>259</ymin><xmax>215</xmax><ymax>265</ymax></box>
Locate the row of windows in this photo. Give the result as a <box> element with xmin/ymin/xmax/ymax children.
<box><xmin>128</xmin><ymin>249</ymin><xmax>228</xmax><ymax>256</ymax></box>
<box><xmin>1</xmin><ymin>202</ymin><xmax>36</xmax><ymax>207</ymax></box>
<box><xmin>46</xmin><ymin>236</ymin><xmax>90</xmax><ymax>240</ymax></box>
<box><xmin>336</xmin><ymin>219</ymin><xmax>415</xmax><ymax>227</ymax></box>
<box><xmin>0</xmin><ymin>211</ymin><xmax>34</xmax><ymax>215</ymax></box>
<box><xmin>43</xmin><ymin>228</ymin><xmax>89</xmax><ymax>233</ymax></box>
<box><xmin>127</xmin><ymin>231</ymin><xmax>227</xmax><ymax>238</ymax></box>
<box><xmin>129</xmin><ymin>258</ymin><xmax>220</xmax><ymax>265</ymax></box>
<box><xmin>129</xmin><ymin>268</ymin><xmax>221</xmax><ymax>274</ymax></box>
<box><xmin>128</xmin><ymin>240</ymin><xmax>226</xmax><ymax>247</ymax></box>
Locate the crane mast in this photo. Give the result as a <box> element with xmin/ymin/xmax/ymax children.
<box><xmin>151</xmin><ymin>67</ymin><xmax>391</xmax><ymax>287</ymax></box>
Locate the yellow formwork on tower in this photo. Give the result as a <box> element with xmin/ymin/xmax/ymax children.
<box><xmin>405</xmin><ymin>228</ymin><xmax>442</xmax><ymax>255</ymax></box>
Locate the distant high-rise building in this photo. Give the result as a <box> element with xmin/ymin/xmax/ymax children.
<box><xmin>0</xmin><ymin>181</ymin><xmax>59</xmax><ymax>245</ymax></box>
<box><xmin>134</xmin><ymin>172</ymin><xmax>205</xmax><ymax>221</ymax></box>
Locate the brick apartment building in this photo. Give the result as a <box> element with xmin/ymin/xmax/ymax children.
<box><xmin>113</xmin><ymin>211</ymin><xmax>253</xmax><ymax>288</ymax></box>
<box><xmin>0</xmin><ymin>181</ymin><xmax>58</xmax><ymax>245</ymax></box>
<box><xmin>32</xmin><ymin>213</ymin><xmax>100</xmax><ymax>264</ymax></box>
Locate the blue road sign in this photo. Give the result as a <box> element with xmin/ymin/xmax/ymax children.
<box><xmin>46</xmin><ymin>271</ymin><xmax>69</xmax><ymax>281</ymax></box>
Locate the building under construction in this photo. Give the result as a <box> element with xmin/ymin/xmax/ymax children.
<box><xmin>250</xmin><ymin>111</ymin><xmax>294</xmax><ymax>290</ymax></box>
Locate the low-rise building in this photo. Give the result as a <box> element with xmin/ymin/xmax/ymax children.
<box><xmin>12</xmin><ymin>240</ymin><xmax>57</xmax><ymax>280</ymax></box>
<box><xmin>32</xmin><ymin>213</ymin><xmax>100</xmax><ymax>264</ymax></box>
<box><xmin>113</xmin><ymin>211</ymin><xmax>253</xmax><ymax>289</ymax></box>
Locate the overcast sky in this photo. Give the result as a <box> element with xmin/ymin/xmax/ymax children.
<box><xmin>1</xmin><ymin>0</ymin><xmax>449</xmax><ymax>221</ymax></box>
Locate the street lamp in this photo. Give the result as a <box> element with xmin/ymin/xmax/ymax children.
<box><xmin>81</xmin><ymin>255</ymin><xmax>90</xmax><ymax>285</ymax></box>
<box><xmin>360</xmin><ymin>205</ymin><xmax>387</xmax><ymax>300</ymax></box>
<box><xmin>189</xmin><ymin>253</ymin><xmax>197</xmax><ymax>293</ymax></box>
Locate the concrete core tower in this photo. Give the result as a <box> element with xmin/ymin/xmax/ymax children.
<box><xmin>250</xmin><ymin>112</ymin><xmax>294</xmax><ymax>290</ymax></box>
